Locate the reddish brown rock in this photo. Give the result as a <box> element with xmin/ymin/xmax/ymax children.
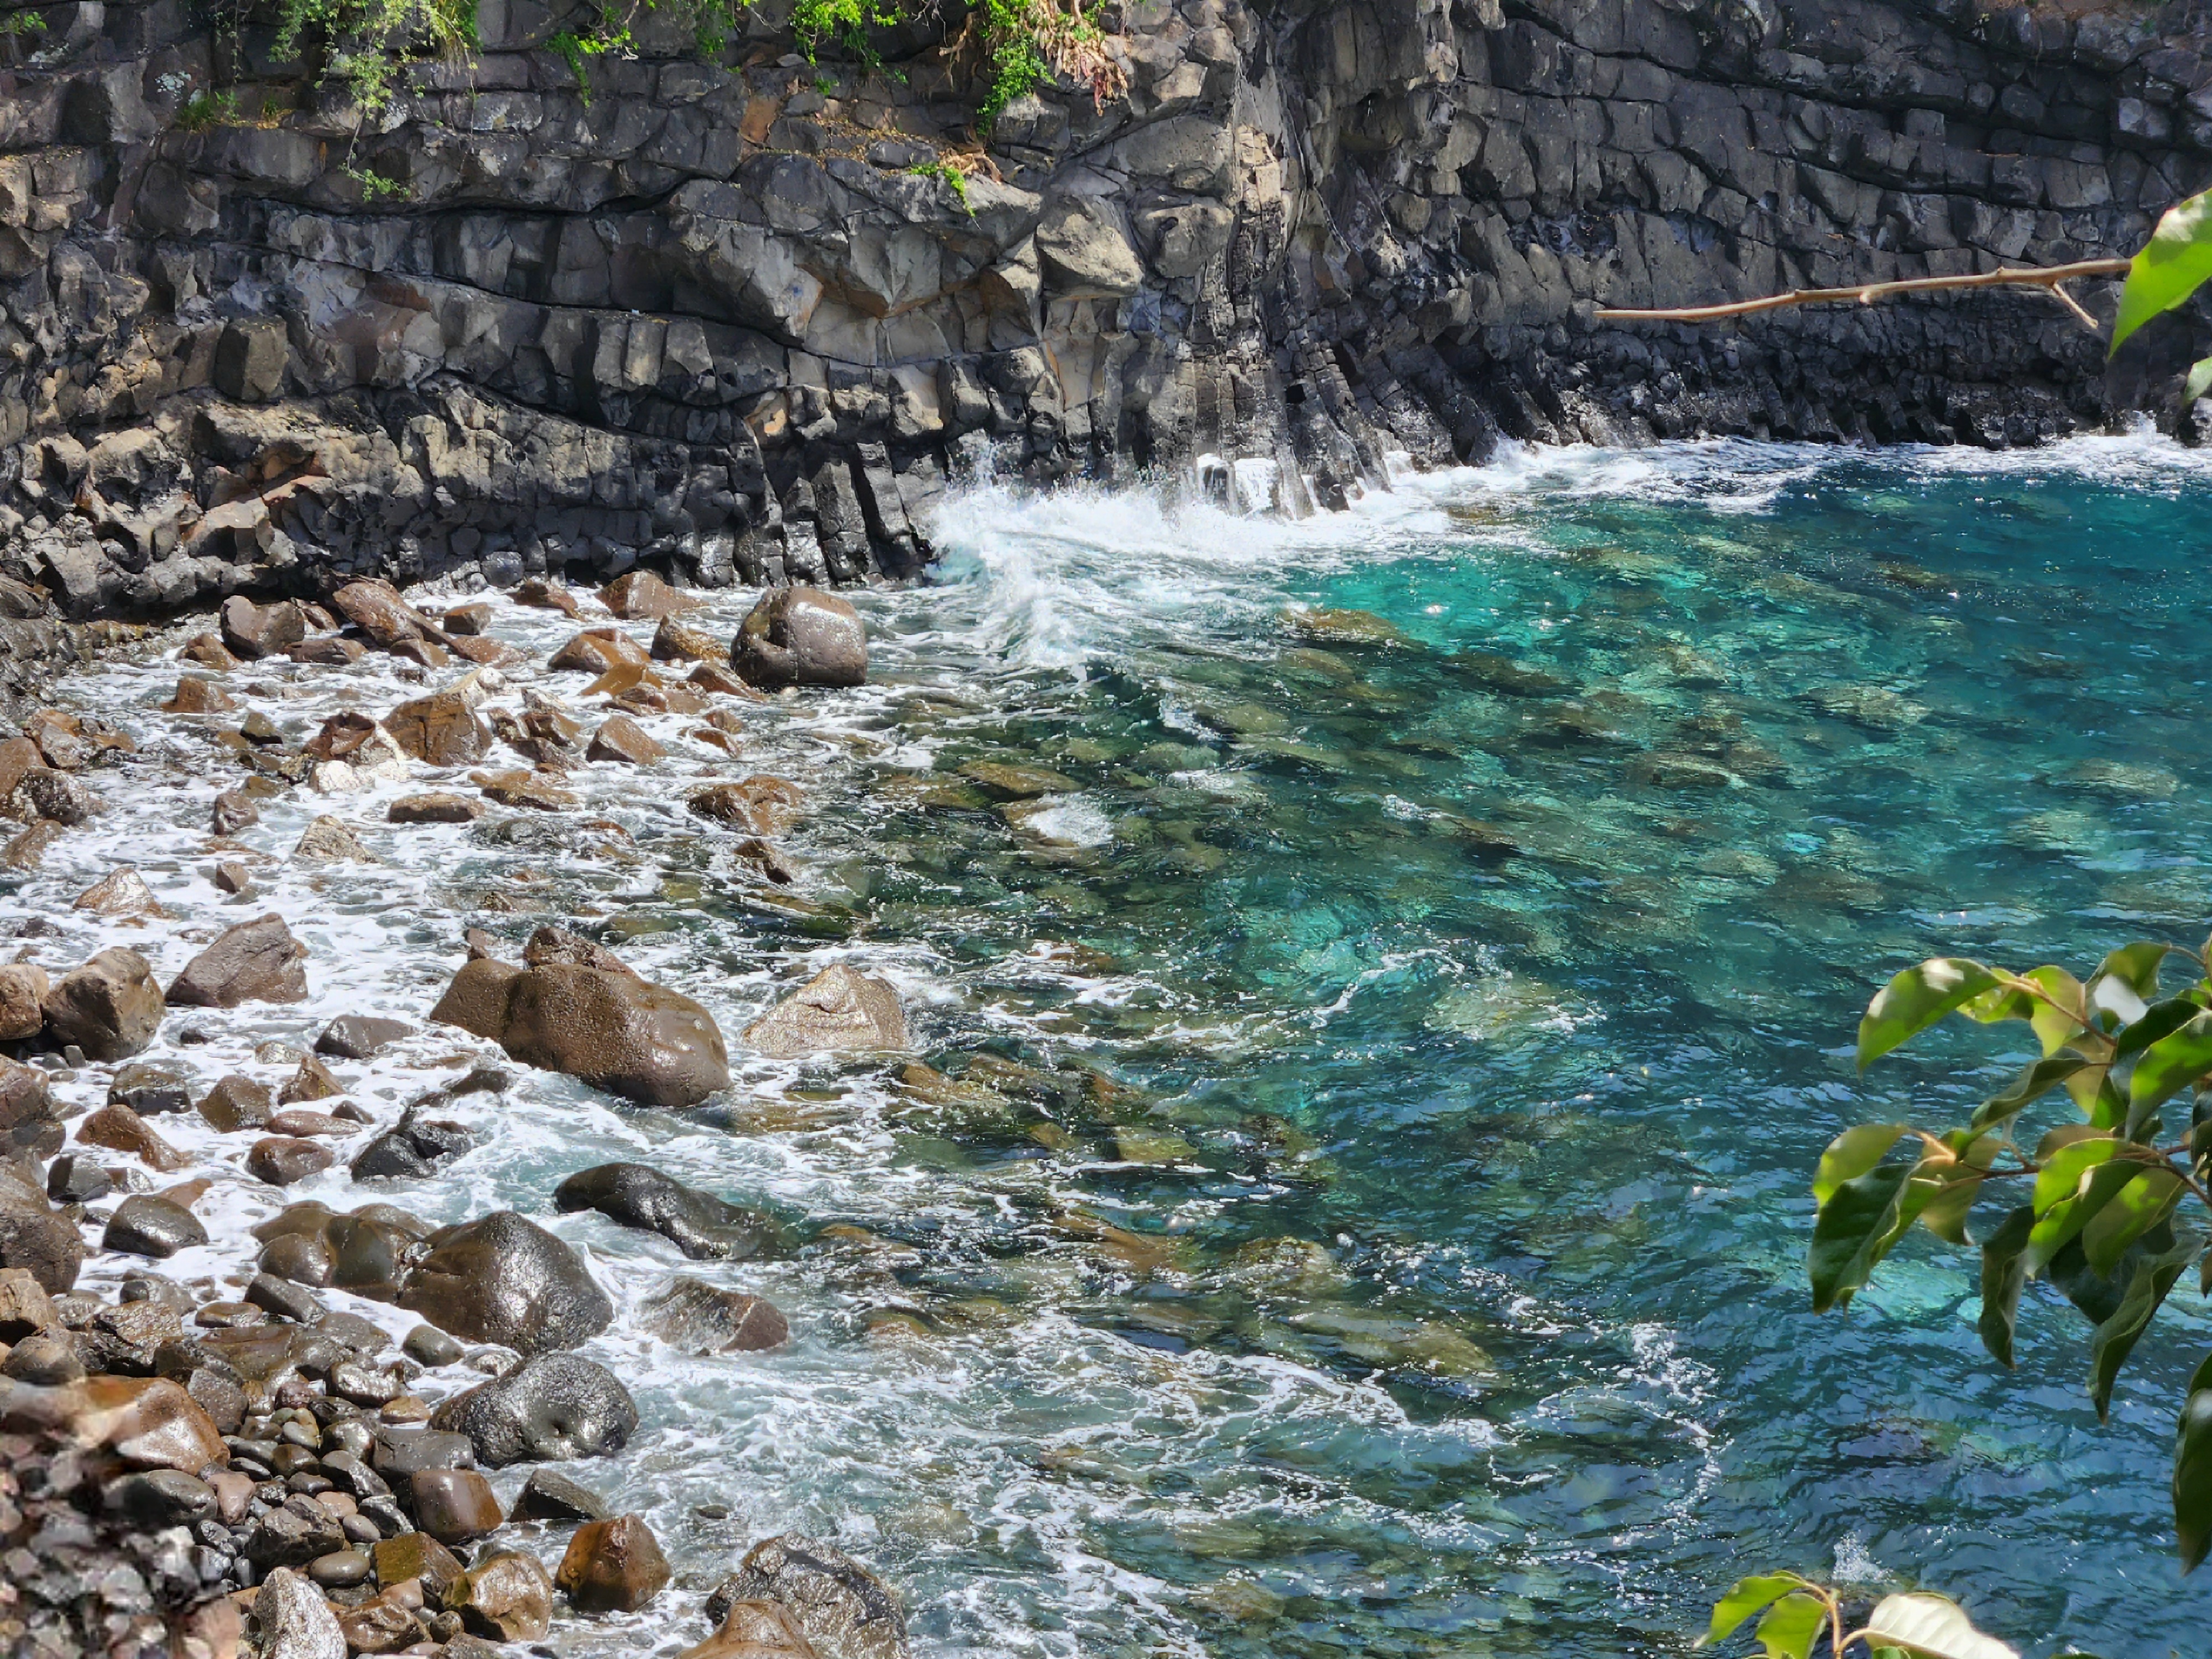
<box><xmin>600</xmin><ymin>570</ymin><xmax>700</xmax><ymax>620</ymax></box>
<box><xmin>410</xmin><ymin>1467</ymin><xmax>504</xmax><ymax>1545</ymax></box>
<box><xmin>586</xmin><ymin>714</ymin><xmax>664</xmax><ymax>766</ymax></box>
<box><xmin>168</xmin><ymin>915</ymin><xmax>307</xmax><ymax>1007</ymax></box>
<box><xmin>555</xmin><ymin>1513</ymin><xmax>671</xmax><ymax>1613</ymax></box>
<box><xmin>219</xmin><ymin>596</ymin><xmax>307</xmax><ymax>660</ymax></box>
<box><xmin>651</xmin><ymin>615</ymin><xmax>724</xmax><ymax>663</ymax></box>
<box><xmin>451</xmin><ymin>1550</ymin><xmax>554</xmax><ymax>1642</ymax></box>
<box><xmin>331</xmin><ymin>580</ymin><xmax>447</xmax><ymax>651</ymax></box>
<box><xmin>164</xmin><ymin>675</ymin><xmax>237</xmax><ymax>714</ymax></box>
<box><xmin>688</xmin><ymin>775</ymin><xmax>806</xmax><ymax>834</ymax></box>
<box><xmin>512</xmin><ymin>578</ymin><xmax>580</xmax><ymax>616</ymax></box>
<box><xmin>278</xmin><ymin>1053</ymin><xmax>342</xmax><ymax>1104</ymax></box>
<box><xmin>73</xmin><ymin>866</ymin><xmax>164</xmax><ymax>918</ymax></box>
<box><xmin>678</xmin><ymin>1600</ymin><xmax>819</xmax><ymax>1659</ymax></box>
<box><xmin>640</xmin><ymin>1278</ymin><xmax>790</xmax><ymax>1354</ymax></box>
<box><xmin>0</xmin><ymin>963</ymin><xmax>47</xmax><ymax>1041</ymax></box>
<box><xmin>75</xmin><ymin>1374</ymin><xmax>230</xmax><ymax>1473</ymax></box>
<box><xmin>501</xmin><ymin>964</ymin><xmax>729</xmax><ymax>1108</ymax></box>
<box><xmin>427</xmin><ymin>957</ymin><xmax>524</xmax><ymax>1040</ymax></box>
<box><xmin>44</xmin><ymin>948</ymin><xmax>165</xmax><ymax>1061</ymax></box>
<box><xmin>447</xmin><ymin>633</ymin><xmax>526</xmax><ymax>669</ymax></box>
<box><xmin>388</xmin><ymin>792</ymin><xmax>485</xmax><ymax>824</ymax></box>
<box><xmin>731</xmin><ymin>587</ymin><xmax>868</xmax><ymax>688</ymax></box>
<box><xmin>2</xmin><ymin>820</ymin><xmax>60</xmax><ymax>869</ymax></box>
<box><xmin>548</xmin><ymin>627</ymin><xmax>650</xmax><ymax>675</ymax></box>
<box><xmin>473</xmin><ymin>770</ymin><xmax>578</xmax><ymax>811</ymax></box>
<box><xmin>178</xmin><ymin>633</ymin><xmax>241</xmax><ymax>671</ymax></box>
<box><xmin>246</xmin><ymin>1136</ymin><xmax>335</xmax><ymax>1186</ymax></box>
<box><xmin>285</xmin><ymin>635</ymin><xmax>369</xmax><ymax>665</ymax></box>
<box><xmin>442</xmin><ymin>603</ymin><xmax>493</xmax><ymax>635</ymax></box>
<box><xmin>211</xmin><ymin>787</ymin><xmax>259</xmax><ymax>835</ymax></box>
<box><xmin>687</xmin><ymin>662</ymin><xmax>765</xmax><ymax>699</ymax></box>
<box><xmin>199</xmin><ymin>1074</ymin><xmax>274</xmax><ymax>1132</ymax></box>
<box><xmin>384</xmin><ymin>688</ymin><xmax>492</xmax><ymax>765</ymax></box>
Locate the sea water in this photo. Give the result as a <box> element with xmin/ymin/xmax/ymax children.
<box><xmin>26</xmin><ymin>433</ymin><xmax>2212</xmax><ymax>1657</ymax></box>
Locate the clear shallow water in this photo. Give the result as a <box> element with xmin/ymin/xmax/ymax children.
<box><xmin>24</xmin><ymin>434</ymin><xmax>2212</xmax><ymax>1657</ymax></box>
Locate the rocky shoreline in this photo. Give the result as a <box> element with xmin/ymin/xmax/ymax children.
<box><xmin>0</xmin><ymin>574</ymin><xmax>922</xmax><ymax>1659</ymax></box>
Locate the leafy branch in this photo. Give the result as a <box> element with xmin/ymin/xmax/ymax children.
<box><xmin>1702</xmin><ymin>1575</ymin><xmax>2034</xmax><ymax>1659</ymax></box>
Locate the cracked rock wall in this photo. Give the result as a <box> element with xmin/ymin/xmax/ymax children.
<box><xmin>0</xmin><ymin>0</ymin><xmax>2206</xmax><ymax>624</ymax></box>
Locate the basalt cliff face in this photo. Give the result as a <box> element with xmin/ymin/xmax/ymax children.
<box><xmin>0</xmin><ymin>0</ymin><xmax>2207</xmax><ymax>638</ymax></box>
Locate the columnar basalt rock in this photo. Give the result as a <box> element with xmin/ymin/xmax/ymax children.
<box><xmin>0</xmin><ymin>0</ymin><xmax>2203</xmax><ymax>658</ymax></box>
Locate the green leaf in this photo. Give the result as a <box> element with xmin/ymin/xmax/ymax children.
<box><xmin>1919</xmin><ymin>1134</ymin><xmax>1997</xmax><ymax>1245</ymax></box>
<box><xmin>2093</xmin><ymin>941</ymin><xmax>2171</xmax><ymax>1004</ymax></box>
<box><xmin>1754</xmin><ymin>1591</ymin><xmax>1829</xmax><ymax>1659</ymax></box>
<box><xmin>2188</xmin><ymin>354</ymin><xmax>2212</xmax><ymax>403</ymax></box>
<box><xmin>1971</xmin><ymin>1055</ymin><xmax>2092</xmax><ymax>1131</ymax></box>
<box><xmin>1978</xmin><ymin>1204</ymin><xmax>2034</xmax><ymax>1366</ymax></box>
<box><xmin>2027</xmin><ymin>1149</ymin><xmax>2137</xmax><ymax>1275</ymax></box>
<box><xmin>2081</xmin><ymin>1166</ymin><xmax>2183</xmax><ymax>1275</ymax></box>
<box><xmin>1813</xmin><ymin>1123</ymin><xmax>1907</xmax><ymax>1207</ymax></box>
<box><xmin>1864</xmin><ymin>1593</ymin><xmax>2020</xmax><ymax>1659</ymax></box>
<box><xmin>2031</xmin><ymin>1129</ymin><xmax>2120</xmax><ymax>1215</ymax></box>
<box><xmin>2049</xmin><ymin>1219</ymin><xmax>2178</xmax><ymax>1328</ymax></box>
<box><xmin>2111</xmin><ymin>995</ymin><xmax>2202</xmax><ymax>1060</ymax></box>
<box><xmin>1701</xmin><ymin>1574</ymin><xmax>1801</xmax><ymax>1646</ymax></box>
<box><xmin>2087</xmin><ymin>1233</ymin><xmax>2191</xmax><ymax>1420</ymax></box>
<box><xmin>2023</xmin><ymin>965</ymin><xmax>2089</xmax><ymax>1057</ymax></box>
<box><xmin>2176</xmin><ymin>1356</ymin><xmax>2212</xmax><ymax>1569</ymax></box>
<box><xmin>2129</xmin><ymin>1010</ymin><xmax>2212</xmax><ymax>1116</ymax></box>
<box><xmin>1960</xmin><ymin>982</ymin><xmax>2035</xmax><ymax>1025</ymax></box>
<box><xmin>1809</xmin><ymin>1155</ymin><xmax>1942</xmax><ymax>1312</ymax></box>
<box><xmin>1858</xmin><ymin>958</ymin><xmax>1999</xmax><ymax>1069</ymax></box>
<box><xmin>2111</xmin><ymin>186</ymin><xmax>2212</xmax><ymax>357</ymax></box>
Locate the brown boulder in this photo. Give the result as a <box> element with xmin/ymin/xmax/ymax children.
<box><xmin>385</xmin><ymin>688</ymin><xmax>492</xmax><ymax>765</ymax></box>
<box><xmin>600</xmin><ymin>570</ymin><xmax>700</xmax><ymax>620</ymax></box>
<box><xmin>44</xmin><ymin>947</ymin><xmax>164</xmax><ymax>1061</ymax></box>
<box><xmin>426</xmin><ymin>957</ymin><xmax>524</xmax><ymax>1041</ymax></box>
<box><xmin>731</xmin><ymin>587</ymin><xmax>868</xmax><ymax>688</ymax></box>
<box><xmin>688</xmin><ymin>775</ymin><xmax>806</xmax><ymax>834</ymax></box>
<box><xmin>555</xmin><ymin>1513</ymin><xmax>671</xmax><ymax>1613</ymax></box>
<box><xmin>744</xmin><ymin>966</ymin><xmax>907</xmax><ymax>1059</ymax></box>
<box><xmin>372</xmin><ymin>1532</ymin><xmax>465</xmax><ymax>1599</ymax></box>
<box><xmin>679</xmin><ymin>1600</ymin><xmax>820</xmax><ymax>1659</ymax></box>
<box><xmin>410</xmin><ymin>1467</ymin><xmax>504</xmax><ymax>1544</ymax></box>
<box><xmin>331</xmin><ymin>580</ymin><xmax>447</xmax><ymax>651</ymax></box>
<box><xmin>163</xmin><ymin>675</ymin><xmax>237</xmax><ymax>714</ymax></box>
<box><xmin>12</xmin><ymin>768</ymin><xmax>101</xmax><ymax>824</ymax></box>
<box><xmin>512</xmin><ymin>578</ymin><xmax>579</xmax><ymax>615</ymax></box>
<box><xmin>640</xmin><ymin>1278</ymin><xmax>790</xmax><ymax>1354</ymax></box>
<box><xmin>651</xmin><ymin>615</ymin><xmax>724</xmax><ymax>663</ymax></box>
<box><xmin>295</xmin><ymin>816</ymin><xmax>374</xmax><ymax>862</ymax></box>
<box><xmin>168</xmin><ymin>914</ymin><xmax>307</xmax><ymax>1006</ymax></box>
<box><xmin>442</xmin><ymin>602</ymin><xmax>493</xmax><ymax>635</ymax></box>
<box><xmin>0</xmin><ymin>1266</ymin><xmax>54</xmax><ymax>1338</ymax></box>
<box><xmin>501</xmin><ymin>964</ymin><xmax>729</xmax><ymax>1107</ymax></box>
<box><xmin>218</xmin><ymin>596</ymin><xmax>307</xmax><ymax>660</ymax></box>
<box><xmin>450</xmin><ymin>1550</ymin><xmax>554</xmax><ymax>1643</ymax></box>
<box><xmin>211</xmin><ymin>787</ymin><xmax>259</xmax><ymax>835</ymax></box>
<box><xmin>179</xmin><ymin>633</ymin><xmax>240</xmax><ymax>670</ymax></box>
<box><xmin>74</xmin><ymin>1374</ymin><xmax>230</xmax><ymax>1473</ymax></box>
<box><xmin>285</xmin><ymin>634</ymin><xmax>368</xmax><ymax>665</ymax></box>
<box><xmin>522</xmin><ymin>926</ymin><xmax>635</xmax><ymax>977</ymax></box>
<box><xmin>247</xmin><ymin>1135</ymin><xmax>335</xmax><ymax>1187</ymax></box>
<box><xmin>447</xmin><ymin>633</ymin><xmax>527</xmax><ymax>668</ymax></box>
<box><xmin>74</xmin><ymin>865</ymin><xmax>165</xmax><ymax>918</ymax></box>
<box><xmin>198</xmin><ymin>1074</ymin><xmax>274</xmax><ymax>1132</ymax></box>
<box><xmin>389</xmin><ymin>791</ymin><xmax>486</xmax><ymax>823</ymax></box>
<box><xmin>586</xmin><ymin>714</ymin><xmax>664</xmax><ymax>766</ymax></box>
<box><xmin>398</xmin><ymin>1212</ymin><xmax>612</xmax><ymax>1355</ymax></box>
<box><xmin>705</xmin><ymin>1536</ymin><xmax>908</xmax><ymax>1659</ymax></box>
<box><xmin>549</xmin><ymin>627</ymin><xmax>651</xmax><ymax>675</ymax></box>
<box><xmin>0</xmin><ymin>963</ymin><xmax>48</xmax><ymax>1039</ymax></box>
<box><xmin>474</xmin><ymin>769</ymin><xmax>578</xmax><ymax>811</ymax></box>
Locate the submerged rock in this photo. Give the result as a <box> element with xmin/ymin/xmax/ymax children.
<box><xmin>429</xmin><ymin>1351</ymin><xmax>638</xmax><ymax>1466</ymax></box>
<box><xmin>397</xmin><ymin>1211</ymin><xmax>612</xmax><ymax>1354</ymax></box>
<box><xmin>641</xmin><ymin>1278</ymin><xmax>790</xmax><ymax>1354</ymax></box>
<box><xmin>705</xmin><ymin>1536</ymin><xmax>910</xmax><ymax>1659</ymax></box>
<box><xmin>744</xmin><ymin>966</ymin><xmax>906</xmax><ymax>1059</ymax></box>
<box><xmin>552</xmin><ymin>1163</ymin><xmax>783</xmax><ymax>1260</ymax></box>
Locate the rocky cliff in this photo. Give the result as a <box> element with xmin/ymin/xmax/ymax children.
<box><xmin>0</xmin><ymin>0</ymin><xmax>2207</xmax><ymax>627</ymax></box>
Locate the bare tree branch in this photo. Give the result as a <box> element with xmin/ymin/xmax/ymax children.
<box><xmin>1593</xmin><ymin>258</ymin><xmax>2131</xmax><ymax>328</ymax></box>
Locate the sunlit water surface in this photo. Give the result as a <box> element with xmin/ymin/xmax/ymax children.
<box><xmin>29</xmin><ymin>434</ymin><xmax>2212</xmax><ymax>1658</ymax></box>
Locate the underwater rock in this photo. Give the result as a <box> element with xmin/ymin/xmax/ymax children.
<box><xmin>744</xmin><ymin>966</ymin><xmax>906</xmax><ymax>1059</ymax></box>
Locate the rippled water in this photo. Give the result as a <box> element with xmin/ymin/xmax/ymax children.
<box><xmin>28</xmin><ymin>433</ymin><xmax>2212</xmax><ymax>1658</ymax></box>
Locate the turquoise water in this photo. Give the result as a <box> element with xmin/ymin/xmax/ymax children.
<box><xmin>42</xmin><ymin>434</ymin><xmax>2212</xmax><ymax>1658</ymax></box>
<box><xmin>880</xmin><ymin>437</ymin><xmax>2212</xmax><ymax>1657</ymax></box>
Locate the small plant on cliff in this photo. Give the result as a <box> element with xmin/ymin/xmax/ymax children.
<box><xmin>909</xmin><ymin>156</ymin><xmax>973</xmax><ymax>213</ymax></box>
<box><xmin>272</xmin><ymin>0</ymin><xmax>478</xmax><ymax>112</ymax></box>
<box><xmin>548</xmin><ymin>0</ymin><xmax>744</xmax><ymax>105</ymax></box>
<box><xmin>176</xmin><ymin>87</ymin><xmax>240</xmax><ymax>131</ymax></box>
<box><xmin>970</xmin><ymin>0</ymin><xmax>1124</xmax><ymax>128</ymax></box>
<box><xmin>0</xmin><ymin>8</ymin><xmax>45</xmax><ymax>35</ymax></box>
<box><xmin>790</xmin><ymin>0</ymin><xmax>902</xmax><ymax>66</ymax></box>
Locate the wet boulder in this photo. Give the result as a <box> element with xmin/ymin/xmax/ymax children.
<box><xmin>601</xmin><ymin>570</ymin><xmax>701</xmax><ymax>619</ymax></box>
<box><xmin>499</xmin><ymin>964</ymin><xmax>729</xmax><ymax>1108</ymax></box>
<box><xmin>0</xmin><ymin>1054</ymin><xmax>56</xmax><ymax>1155</ymax></box>
<box><xmin>251</xmin><ymin>1567</ymin><xmax>345</xmax><ymax>1659</ymax></box>
<box><xmin>586</xmin><ymin>714</ymin><xmax>664</xmax><ymax>766</ymax></box>
<box><xmin>426</xmin><ymin>956</ymin><xmax>525</xmax><ymax>1040</ymax></box>
<box><xmin>316</xmin><ymin>1015</ymin><xmax>413</xmax><ymax>1059</ymax></box>
<box><xmin>410</xmin><ymin>1467</ymin><xmax>505</xmax><ymax>1543</ymax></box>
<box><xmin>198</xmin><ymin>1074</ymin><xmax>274</xmax><ymax>1132</ymax></box>
<box><xmin>640</xmin><ymin>1279</ymin><xmax>790</xmax><ymax>1355</ymax></box>
<box><xmin>731</xmin><ymin>588</ymin><xmax>867</xmax><ymax>688</ymax></box>
<box><xmin>0</xmin><ymin>964</ymin><xmax>47</xmax><ymax>1041</ymax></box>
<box><xmin>12</xmin><ymin>768</ymin><xmax>102</xmax><ymax>824</ymax></box>
<box><xmin>77</xmin><ymin>1102</ymin><xmax>187</xmax><ymax>1171</ymax></box>
<box><xmin>0</xmin><ymin>1164</ymin><xmax>84</xmax><ymax>1291</ymax></box>
<box><xmin>75</xmin><ymin>1374</ymin><xmax>231</xmax><ymax>1473</ymax></box>
<box><xmin>43</xmin><ymin>947</ymin><xmax>164</xmax><ymax>1060</ymax></box>
<box><xmin>705</xmin><ymin>1536</ymin><xmax>910</xmax><ymax>1659</ymax></box>
<box><xmin>350</xmin><ymin>1099</ymin><xmax>474</xmax><ymax>1181</ymax></box>
<box><xmin>167</xmin><ymin>914</ymin><xmax>308</xmax><ymax>1007</ymax></box>
<box><xmin>385</xmin><ymin>687</ymin><xmax>493</xmax><ymax>766</ymax></box>
<box><xmin>556</xmin><ymin>1513</ymin><xmax>671</xmax><ymax>1613</ymax></box>
<box><xmin>522</xmin><ymin>926</ymin><xmax>635</xmax><ymax>976</ymax></box>
<box><xmin>552</xmin><ymin>1164</ymin><xmax>783</xmax><ymax>1261</ymax></box>
<box><xmin>247</xmin><ymin>1135</ymin><xmax>335</xmax><ymax>1187</ymax></box>
<box><xmin>451</xmin><ymin>1550</ymin><xmax>555</xmax><ymax>1642</ymax></box>
<box><xmin>397</xmin><ymin>1210</ymin><xmax>612</xmax><ymax>1354</ymax></box>
<box><xmin>103</xmin><ymin>1193</ymin><xmax>208</xmax><ymax>1258</ymax></box>
<box><xmin>688</xmin><ymin>775</ymin><xmax>805</xmax><ymax>834</ymax></box>
<box><xmin>679</xmin><ymin>1599</ymin><xmax>820</xmax><ymax>1659</ymax></box>
<box><xmin>429</xmin><ymin>1350</ymin><xmax>637</xmax><ymax>1466</ymax></box>
<box><xmin>744</xmin><ymin>966</ymin><xmax>906</xmax><ymax>1059</ymax></box>
<box><xmin>514</xmin><ymin>1469</ymin><xmax>608</xmax><ymax>1522</ymax></box>
<box><xmin>218</xmin><ymin>596</ymin><xmax>307</xmax><ymax>660</ymax></box>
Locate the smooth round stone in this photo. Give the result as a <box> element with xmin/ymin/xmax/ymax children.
<box><xmin>379</xmin><ymin>1396</ymin><xmax>432</xmax><ymax>1423</ymax></box>
<box><xmin>279</xmin><ymin>1418</ymin><xmax>321</xmax><ymax>1450</ymax></box>
<box><xmin>193</xmin><ymin>1300</ymin><xmax>267</xmax><ymax>1328</ymax></box>
<box><xmin>403</xmin><ymin>1324</ymin><xmax>465</xmax><ymax>1367</ymax></box>
<box><xmin>327</xmin><ymin>1419</ymin><xmax>373</xmax><ymax>1458</ymax></box>
<box><xmin>340</xmin><ymin>1513</ymin><xmax>382</xmax><ymax>1545</ymax></box>
<box><xmin>307</xmin><ymin>1547</ymin><xmax>372</xmax><ymax>1588</ymax></box>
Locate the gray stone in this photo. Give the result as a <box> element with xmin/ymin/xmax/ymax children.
<box><xmin>429</xmin><ymin>1350</ymin><xmax>638</xmax><ymax>1466</ymax></box>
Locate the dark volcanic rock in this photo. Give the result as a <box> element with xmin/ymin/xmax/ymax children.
<box><xmin>429</xmin><ymin>1351</ymin><xmax>638</xmax><ymax>1467</ymax></box>
<box><xmin>552</xmin><ymin>1163</ymin><xmax>784</xmax><ymax>1261</ymax></box>
<box><xmin>514</xmin><ymin>1468</ymin><xmax>609</xmax><ymax>1522</ymax></box>
<box><xmin>316</xmin><ymin>1015</ymin><xmax>413</xmax><ymax>1059</ymax></box>
<box><xmin>397</xmin><ymin>1210</ymin><xmax>612</xmax><ymax>1354</ymax></box>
